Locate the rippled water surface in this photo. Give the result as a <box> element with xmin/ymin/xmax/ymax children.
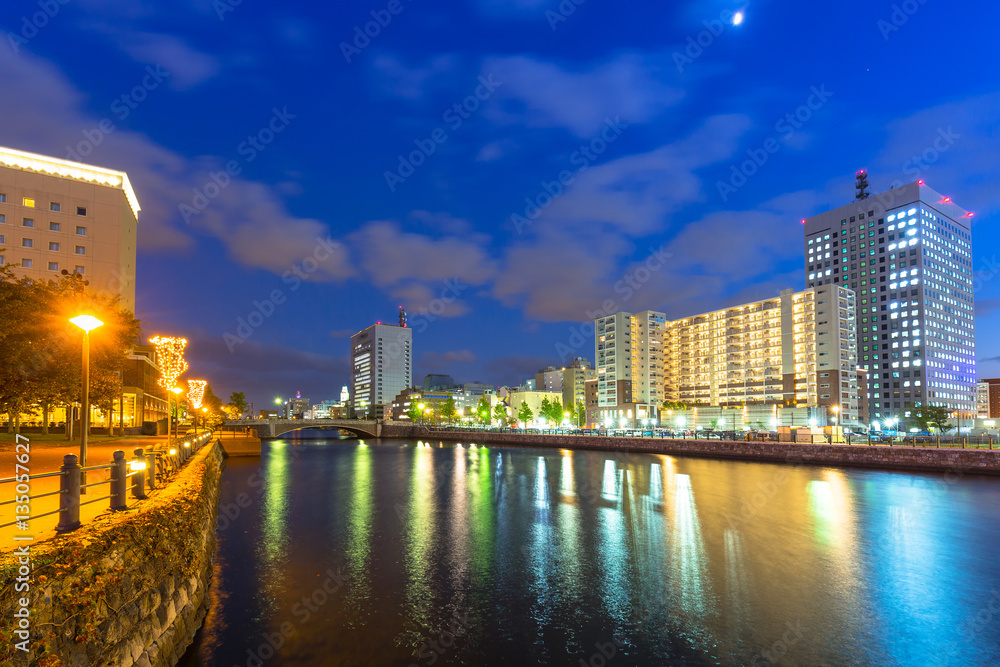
<box><xmin>180</xmin><ymin>437</ymin><xmax>1000</xmax><ymax>666</ymax></box>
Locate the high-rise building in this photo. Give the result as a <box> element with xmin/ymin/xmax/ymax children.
<box><xmin>351</xmin><ymin>321</ymin><xmax>412</xmax><ymax>419</ymax></box>
<box><xmin>662</xmin><ymin>286</ymin><xmax>859</xmax><ymax>422</ymax></box>
<box><xmin>0</xmin><ymin>146</ymin><xmax>140</xmax><ymax>311</ymax></box>
<box><xmin>563</xmin><ymin>357</ymin><xmax>596</xmax><ymax>411</ymax></box>
<box><xmin>803</xmin><ymin>180</ymin><xmax>976</xmax><ymax>421</ymax></box>
<box><xmin>594</xmin><ymin>311</ymin><xmax>664</xmax><ymax>426</ymax></box>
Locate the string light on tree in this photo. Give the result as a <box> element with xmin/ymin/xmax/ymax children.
<box><xmin>187</xmin><ymin>380</ymin><xmax>208</xmax><ymax>410</ymax></box>
<box><xmin>150</xmin><ymin>336</ymin><xmax>189</xmax><ymax>390</ymax></box>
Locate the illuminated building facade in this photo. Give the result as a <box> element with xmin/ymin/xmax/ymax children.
<box><xmin>0</xmin><ymin>146</ymin><xmax>140</xmax><ymax>311</ymax></box>
<box><xmin>594</xmin><ymin>311</ymin><xmax>664</xmax><ymax>426</ymax></box>
<box><xmin>351</xmin><ymin>321</ymin><xmax>412</xmax><ymax>419</ymax></box>
<box><xmin>803</xmin><ymin>181</ymin><xmax>976</xmax><ymax>421</ymax></box>
<box><xmin>662</xmin><ymin>287</ymin><xmax>859</xmax><ymax>423</ymax></box>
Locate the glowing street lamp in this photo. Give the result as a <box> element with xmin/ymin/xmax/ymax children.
<box><xmin>187</xmin><ymin>380</ymin><xmax>207</xmax><ymax>435</ymax></box>
<box><xmin>70</xmin><ymin>314</ymin><xmax>104</xmax><ymax>483</ymax></box>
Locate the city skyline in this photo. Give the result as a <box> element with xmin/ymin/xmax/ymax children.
<box><xmin>1</xmin><ymin>1</ymin><xmax>998</xmax><ymax>409</ymax></box>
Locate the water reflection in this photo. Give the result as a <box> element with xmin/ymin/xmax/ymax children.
<box><xmin>182</xmin><ymin>440</ymin><xmax>1000</xmax><ymax>667</ymax></box>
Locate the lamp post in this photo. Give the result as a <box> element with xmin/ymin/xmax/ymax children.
<box><xmin>70</xmin><ymin>314</ymin><xmax>104</xmax><ymax>488</ymax></box>
<box><xmin>170</xmin><ymin>387</ymin><xmax>183</xmax><ymax>442</ymax></box>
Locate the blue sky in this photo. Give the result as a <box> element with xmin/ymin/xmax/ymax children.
<box><xmin>2</xmin><ymin>0</ymin><xmax>999</xmax><ymax>407</ymax></box>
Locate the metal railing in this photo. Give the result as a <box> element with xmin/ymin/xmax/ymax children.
<box><xmin>0</xmin><ymin>432</ymin><xmax>216</xmax><ymax>533</ymax></box>
<box><xmin>419</xmin><ymin>426</ymin><xmax>997</xmax><ymax>450</ymax></box>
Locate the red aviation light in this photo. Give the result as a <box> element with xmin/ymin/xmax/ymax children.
<box><xmin>964</xmin><ymin>212</ymin><xmax>974</xmax><ymax>218</ymax></box>
<box><xmin>941</xmin><ymin>197</ymin><xmax>952</xmax><ymax>203</ymax></box>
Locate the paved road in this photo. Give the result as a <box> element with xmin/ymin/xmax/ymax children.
<box><xmin>0</xmin><ymin>436</ymin><xmax>171</xmax><ymax>550</ymax></box>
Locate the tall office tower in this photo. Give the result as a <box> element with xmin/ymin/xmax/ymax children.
<box><xmin>662</xmin><ymin>287</ymin><xmax>859</xmax><ymax>422</ymax></box>
<box><xmin>803</xmin><ymin>180</ymin><xmax>975</xmax><ymax>422</ymax></box>
<box><xmin>563</xmin><ymin>357</ymin><xmax>596</xmax><ymax>410</ymax></box>
<box><xmin>0</xmin><ymin>146</ymin><xmax>140</xmax><ymax>311</ymax></box>
<box><xmin>351</xmin><ymin>320</ymin><xmax>412</xmax><ymax>419</ymax></box>
<box><xmin>594</xmin><ymin>310</ymin><xmax>665</xmax><ymax>424</ymax></box>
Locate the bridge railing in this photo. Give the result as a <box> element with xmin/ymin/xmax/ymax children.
<box><xmin>0</xmin><ymin>432</ymin><xmax>215</xmax><ymax>535</ymax></box>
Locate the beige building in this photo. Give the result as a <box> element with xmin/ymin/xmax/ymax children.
<box><xmin>663</xmin><ymin>286</ymin><xmax>859</xmax><ymax>423</ymax></box>
<box><xmin>0</xmin><ymin>146</ymin><xmax>140</xmax><ymax>311</ymax></box>
<box><xmin>499</xmin><ymin>388</ymin><xmax>562</xmax><ymax>426</ymax></box>
<box><xmin>534</xmin><ymin>357</ymin><xmax>595</xmax><ymax>412</ymax></box>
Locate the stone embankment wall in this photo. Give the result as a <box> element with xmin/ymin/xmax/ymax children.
<box><xmin>380</xmin><ymin>425</ymin><xmax>1000</xmax><ymax>476</ymax></box>
<box><xmin>0</xmin><ymin>441</ymin><xmax>225</xmax><ymax>666</ymax></box>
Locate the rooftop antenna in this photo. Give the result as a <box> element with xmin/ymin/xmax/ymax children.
<box><xmin>398</xmin><ymin>305</ymin><xmax>407</xmax><ymax>328</ymax></box>
<box><xmin>855</xmin><ymin>169</ymin><xmax>870</xmax><ymax>201</ymax></box>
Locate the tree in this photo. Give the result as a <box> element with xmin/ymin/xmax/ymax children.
<box><xmin>493</xmin><ymin>403</ymin><xmax>508</xmax><ymax>426</ymax></box>
<box><xmin>709</xmin><ymin>418</ymin><xmax>720</xmax><ymax>431</ymax></box>
<box><xmin>550</xmin><ymin>399</ymin><xmax>563</xmax><ymax>425</ymax></box>
<box><xmin>406</xmin><ymin>403</ymin><xmax>421</xmax><ymax>423</ymax></box>
<box><xmin>539</xmin><ymin>397</ymin><xmax>552</xmax><ymax>425</ymax></box>
<box><xmin>517</xmin><ymin>401</ymin><xmax>534</xmax><ymax>427</ymax></box>
<box><xmin>229</xmin><ymin>391</ymin><xmax>249</xmax><ymax>417</ymax></box>
<box><xmin>906</xmin><ymin>403</ymin><xmax>954</xmax><ymax>432</ymax></box>
<box><xmin>662</xmin><ymin>400</ymin><xmax>688</xmax><ymax>411</ymax></box>
<box><xmin>440</xmin><ymin>397</ymin><xmax>457</xmax><ymax>424</ymax></box>
<box><xmin>476</xmin><ymin>396</ymin><xmax>492</xmax><ymax>425</ymax></box>
<box><xmin>575</xmin><ymin>399</ymin><xmax>586</xmax><ymax>427</ymax></box>
<box><xmin>203</xmin><ymin>383</ymin><xmax>225</xmax><ymax>415</ymax></box>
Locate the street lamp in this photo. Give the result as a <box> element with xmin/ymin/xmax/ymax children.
<box><xmin>170</xmin><ymin>387</ymin><xmax>183</xmax><ymax>442</ymax></box>
<box><xmin>832</xmin><ymin>405</ymin><xmax>840</xmax><ymax>434</ymax></box>
<box><xmin>70</xmin><ymin>314</ymin><xmax>104</xmax><ymax>485</ymax></box>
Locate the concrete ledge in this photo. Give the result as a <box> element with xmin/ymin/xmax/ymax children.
<box><xmin>384</xmin><ymin>426</ymin><xmax>1000</xmax><ymax>477</ymax></box>
<box><xmin>0</xmin><ymin>441</ymin><xmax>225</xmax><ymax>666</ymax></box>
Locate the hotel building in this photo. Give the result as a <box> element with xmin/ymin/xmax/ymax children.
<box><xmin>351</xmin><ymin>321</ymin><xmax>412</xmax><ymax>419</ymax></box>
<box><xmin>662</xmin><ymin>286</ymin><xmax>859</xmax><ymax>423</ymax></box>
<box><xmin>0</xmin><ymin>146</ymin><xmax>140</xmax><ymax>311</ymax></box>
<box><xmin>803</xmin><ymin>181</ymin><xmax>976</xmax><ymax>421</ymax></box>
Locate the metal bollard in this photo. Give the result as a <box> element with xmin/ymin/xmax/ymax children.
<box><xmin>56</xmin><ymin>454</ymin><xmax>81</xmax><ymax>532</ymax></box>
<box><xmin>132</xmin><ymin>448</ymin><xmax>147</xmax><ymax>500</ymax></box>
<box><xmin>110</xmin><ymin>450</ymin><xmax>128</xmax><ymax>511</ymax></box>
<box><xmin>183</xmin><ymin>441</ymin><xmax>192</xmax><ymax>462</ymax></box>
<box><xmin>146</xmin><ymin>449</ymin><xmax>157</xmax><ymax>489</ymax></box>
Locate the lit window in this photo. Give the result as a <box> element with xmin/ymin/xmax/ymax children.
<box><xmin>22</xmin><ymin>197</ymin><xmax>35</xmax><ymax>207</ymax></box>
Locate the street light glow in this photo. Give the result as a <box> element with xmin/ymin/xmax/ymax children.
<box><xmin>70</xmin><ymin>314</ymin><xmax>104</xmax><ymax>332</ymax></box>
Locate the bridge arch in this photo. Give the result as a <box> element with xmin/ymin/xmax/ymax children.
<box><xmin>224</xmin><ymin>419</ymin><xmax>381</xmax><ymax>440</ymax></box>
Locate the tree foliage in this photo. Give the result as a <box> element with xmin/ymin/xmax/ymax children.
<box><xmin>439</xmin><ymin>397</ymin><xmax>457</xmax><ymax>424</ymax></box>
<box><xmin>662</xmin><ymin>400</ymin><xmax>688</xmax><ymax>410</ymax></box>
<box><xmin>905</xmin><ymin>403</ymin><xmax>954</xmax><ymax>432</ymax></box>
<box><xmin>517</xmin><ymin>401</ymin><xmax>533</xmax><ymax>427</ymax></box>
<box><xmin>493</xmin><ymin>403</ymin><xmax>508</xmax><ymax>426</ymax></box>
<box><xmin>229</xmin><ymin>391</ymin><xmax>249</xmax><ymax>416</ymax></box>
<box><xmin>0</xmin><ymin>266</ymin><xmax>141</xmax><ymax>432</ymax></box>
<box><xmin>476</xmin><ymin>396</ymin><xmax>492</xmax><ymax>425</ymax></box>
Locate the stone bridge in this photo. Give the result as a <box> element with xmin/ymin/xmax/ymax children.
<box><xmin>224</xmin><ymin>419</ymin><xmax>383</xmax><ymax>439</ymax></box>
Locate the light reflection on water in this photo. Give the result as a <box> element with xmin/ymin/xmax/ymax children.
<box><xmin>181</xmin><ymin>439</ymin><xmax>1000</xmax><ymax>667</ymax></box>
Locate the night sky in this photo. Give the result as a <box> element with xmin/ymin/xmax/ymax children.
<box><xmin>3</xmin><ymin>0</ymin><xmax>999</xmax><ymax>408</ymax></box>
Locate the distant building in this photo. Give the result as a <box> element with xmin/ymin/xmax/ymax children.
<box><xmin>351</xmin><ymin>319</ymin><xmax>413</xmax><ymax>419</ymax></box>
<box><xmin>534</xmin><ymin>367</ymin><xmax>563</xmax><ymax>394</ymax></box>
<box><xmin>423</xmin><ymin>374</ymin><xmax>455</xmax><ymax>391</ymax></box>
<box><xmin>121</xmin><ymin>344</ymin><xmax>169</xmax><ymax>428</ymax></box>
<box><xmin>340</xmin><ymin>385</ymin><xmax>350</xmax><ymax>404</ymax></box>
<box><xmin>0</xmin><ymin>145</ymin><xmax>140</xmax><ymax>311</ymax></box>
<box><xmin>857</xmin><ymin>368</ymin><xmax>870</xmax><ymax>427</ymax></box>
<box><xmin>258</xmin><ymin>409</ymin><xmax>280</xmax><ymax>419</ymax></box>
<box><xmin>503</xmin><ymin>389</ymin><xmax>562</xmax><ymax>426</ymax></box>
<box><xmin>595</xmin><ymin>311</ymin><xmax>663</xmax><ymax>427</ymax></box>
<box><xmin>284</xmin><ymin>392</ymin><xmax>309</xmax><ymax>419</ymax></box>
<box><xmin>979</xmin><ymin>379</ymin><xmax>1000</xmax><ymax>418</ymax></box>
<box><xmin>534</xmin><ymin>359</ymin><xmax>594</xmax><ymax>414</ymax></box>
<box><xmin>388</xmin><ymin>387</ymin><xmax>451</xmax><ymax>422</ymax></box>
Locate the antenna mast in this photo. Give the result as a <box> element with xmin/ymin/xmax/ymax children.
<box><xmin>855</xmin><ymin>169</ymin><xmax>871</xmax><ymax>200</ymax></box>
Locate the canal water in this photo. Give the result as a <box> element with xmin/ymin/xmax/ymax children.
<box><xmin>180</xmin><ymin>437</ymin><xmax>1000</xmax><ymax>666</ymax></box>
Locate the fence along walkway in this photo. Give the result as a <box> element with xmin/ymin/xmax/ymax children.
<box><xmin>0</xmin><ymin>432</ymin><xmax>215</xmax><ymax>546</ymax></box>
